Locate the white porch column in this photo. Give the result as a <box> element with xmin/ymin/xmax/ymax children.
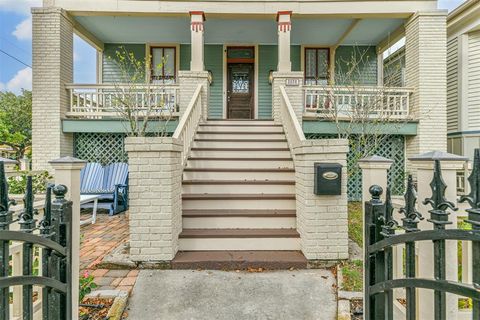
<box><xmin>277</xmin><ymin>11</ymin><xmax>292</xmax><ymax>72</ymax></box>
<box><xmin>190</xmin><ymin>11</ymin><xmax>205</xmax><ymax>72</ymax></box>
<box><xmin>49</xmin><ymin>156</ymin><xmax>86</xmax><ymax>320</ymax></box>
<box><xmin>404</xmin><ymin>11</ymin><xmax>448</xmax><ymax>161</ymax></box>
<box><xmin>32</xmin><ymin>8</ymin><xmax>74</xmax><ymax>171</ymax></box>
<box><xmin>410</xmin><ymin>151</ymin><xmax>467</xmax><ymax>320</ymax></box>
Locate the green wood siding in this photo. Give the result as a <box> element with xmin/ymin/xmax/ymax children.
<box><xmin>180</xmin><ymin>44</ymin><xmax>191</xmax><ymax>70</ymax></box>
<box><xmin>258</xmin><ymin>45</ymin><xmax>277</xmax><ymax>119</ymax></box>
<box><xmin>291</xmin><ymin>45</ymin><xmax>301</xmax><ymax>72</ymax></box>
<box><xmin>205</xmin><ymin>45</ymin><xmax>224</xmax><ymax>119</ymax></box>
<box><xmin>257</xmin><ymin>45</ymin><xmax>300</xmax><ymax>119</ymax></box>
<box><xmin>102</xmin><ymin>44</ymin><xmax>146</xmax><ymax>83</ymax></box>
<box><xmin>334</xmin><ymin>46</ymin><xmax>377</xmax><ymax>85</ymax></box>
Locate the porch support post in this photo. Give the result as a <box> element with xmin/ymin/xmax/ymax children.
<box><xmin>31</xmin><ymin>8</ymin><xmax>74</xmax><ymax>171</ymax></box>
<box><xmin>190</xmin><ymin>11</ymin><xmax>205</xmax><ymax>72</ymax></box>
<box><xmin>49</xmin><ymin>156</ymin><xmax>86</xmax><ymax>320</ymax></box>
<box><xmin>404</xmin><ymin>11</ymin><xmax>448</xmax><ymax>164</ymax></box>
<box><xmin>410</xmin><ymin>151</ymin><xmax>467</xmax><ymax>320</ymax></box>
<box><xmin>277</xmin><ymin>11</ymin><xmax>292</xmax><ymax>72</ymax></box>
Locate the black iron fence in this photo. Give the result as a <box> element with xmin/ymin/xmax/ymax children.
<box><xmin>0</xmin><ymin>162</ymin><xmax>72</xmax><ymax>320</ymax></box>
<box><xmin>364</xmin><ymin>150</ymin><xmax>480</xmax><ymax>320</ymax></box>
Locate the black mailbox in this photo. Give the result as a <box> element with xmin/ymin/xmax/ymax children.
<box><xmin>314</xmin><ymin>163</ymin><xmax>342</xmax><ymax>195</ymax></box>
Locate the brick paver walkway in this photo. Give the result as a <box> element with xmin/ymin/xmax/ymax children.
<box><xmin>80</xmin><ymin>212</ymin><xmax>138</xmax><ymax>294</ymax></box>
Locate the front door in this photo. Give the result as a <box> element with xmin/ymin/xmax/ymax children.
<box><xmin>227</xmin><ymin>63</ymin><xmax>254</xmax><ymax>119</ymax></box>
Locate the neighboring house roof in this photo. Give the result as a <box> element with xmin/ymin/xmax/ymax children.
<box><xmin>447</xmin><ymin>0</ymin><xmax>480</xmax><ymax>39</ymax></box>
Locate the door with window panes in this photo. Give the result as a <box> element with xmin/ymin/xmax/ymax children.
<box><xmin>305</xmin><ymin>48</ymin><xmax>329</xmax><ymax>111</ymax></box>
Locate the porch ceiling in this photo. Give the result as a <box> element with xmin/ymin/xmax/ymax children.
<box><xmin>74</xmin><ymin>15</ymin><xmax>405</xmax><ymax>46</ymax></box>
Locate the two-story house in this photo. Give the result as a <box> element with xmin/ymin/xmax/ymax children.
<box><xmin>446</xmin><ymin>0</ymin><xmax>480</xmax><ymax>160</ymax></box>
<box><xmin>31</xmin><ymin>0</ymin><xmax>447</xmax><ymax>265</ymax></box>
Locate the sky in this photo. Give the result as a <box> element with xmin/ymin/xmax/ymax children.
<box><xmin>0</xmin><ymin>0</ymin><xmax>468</xmax><ymax>95</ymax></box>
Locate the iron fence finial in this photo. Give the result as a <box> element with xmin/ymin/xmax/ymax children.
<box><xmin>400</xmin><ymin>175</ymin><xmax>423</xmax><ymax>232</ymax></box>
<box><xmin>380</xmin><ymin>187</ymin><xmax>398</xmax><ymax>237</ymax></box>
<box><xmin>423</xmin><ymin>160</ymin><xmax>455</xmax><ymax>229</ymax></box>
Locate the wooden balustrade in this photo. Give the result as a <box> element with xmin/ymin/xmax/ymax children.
<box><xmin>303</xmin><ymin>86</ymin><xmax>413</xmax><ymax>120</ymax></box>
<box><xmin>66</xmin><ymin>83</ymin><xmax>179</xmax><ymax>119</ymax></box>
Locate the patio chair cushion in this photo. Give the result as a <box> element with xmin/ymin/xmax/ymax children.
<box><xmin>80</xmin><ymin>163</ymin><xmax>104</xmax><ymax>194</ymax></box>
<box><xmin>102</xmin><ymin>163</ymin><xmax>128</xmax><ymax>191</ymax></box>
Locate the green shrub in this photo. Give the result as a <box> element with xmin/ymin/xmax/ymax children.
<box><xmin>7</xmin><ymin>171</ymin><xmax>52</xmax><ymax>194</ymax></box>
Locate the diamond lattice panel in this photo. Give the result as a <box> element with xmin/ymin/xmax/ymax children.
<box><xmin>305</xmin><ymin>134</ymin><xmax>405</xmax><ymax>201</ymax></box>
<box><xmin>74</xmin><ymin>133</ymin><xmax>128</xmax><ymax>165</ymax></box>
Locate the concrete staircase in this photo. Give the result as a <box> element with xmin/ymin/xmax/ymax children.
<box><xmin>178</xmin><ymin>120</ymin><xmax>301</xmax><ymax>252</ymax></box>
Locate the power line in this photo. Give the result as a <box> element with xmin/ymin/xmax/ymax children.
<box><xmin>0</xmin><ymin>49</ymin><xmax>31</xmax><ymax>68</ymax></box>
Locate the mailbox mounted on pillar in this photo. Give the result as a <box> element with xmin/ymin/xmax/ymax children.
<box><xmin>314</xmin><ymin>163</ymin><xmax>342</xmax><ymax>195</ymax></box>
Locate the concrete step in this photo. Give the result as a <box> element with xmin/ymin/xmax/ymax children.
<box><xmin>182</xmin><ymin>168</ymin><xmax>295</xmax><ymax>180</ymax></box>
<box><xmin>182</xmin><ymin>216</ymin><xmax>296</xmax><ymax>229</ymax></box>
<box><xmin>171</xmin><ymin>250</ymin><xmax>307</xmax><ymax>270</ymax></box>
<box><xmin>192</xmin><ymin>139</ymin><xmax>288</xmax><ymax>149</ymax></box>
<box><xmin>182</xmin><ymin>180</ymin><xmax>295</xmax><ymax>194</ymax></box>
<box><xmin>198</xmin><ymin>125</ymin><xmax>283</xmax><ymax>133</ymax></box>
<box><xmin>190</xmin><ymin>148</ymin><xmax>292</xmax><ymax>158</ymax></box>
<box><xmin>196</xmin><ymin>132</ymin><xmax>286</xmax><ymax>140</ymax></box>
<box><xmin>178</xmin><ymin>229</ymin><xmax>301</xmax><ymax>251</ymax></box>
<box><xmin>186</xmin><ymin>158</ymin><xmax>294</xmax><ymax>169</ymax></box>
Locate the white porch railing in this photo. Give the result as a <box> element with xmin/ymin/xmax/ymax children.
<box><xmin>65</xmin><ymin>83</ymin><xmax>180</xmax><ymax>119</ymax></box>
<box><xmin>173</xmin><ymin>84</ymin><xmax>203</xmax><ymax>166</ymax></box>
<box><xmin>279</xmin><ymin>86</ymin><xmax>306</xmax><ymax>150</ymax></box>
<box><xmin>303</xmin><ymin>86</ymin><xmax>414</xmax><ymax>120</ymax></box>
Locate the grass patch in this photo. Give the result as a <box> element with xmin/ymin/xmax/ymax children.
<box><xmin>348</xmin><ymin>202</ymin><xmax>363</xmax><ymax>247</ymax></box>
<box><xmin>341</xmin><ymin>260</ymin><xmax>363</xmax><ymax>292</ymax></box>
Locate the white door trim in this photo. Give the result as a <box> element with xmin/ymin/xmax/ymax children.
<box><xmin>222</xmin><ymin>44</ymin><xmax>259</xmax><ymax>119</ymax></box>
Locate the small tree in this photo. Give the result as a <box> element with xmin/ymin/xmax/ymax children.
<box><xmin>106</xmin><ymin>46</ymin><xmax>176</xmax><ymax>137</ymax></box>
<box><xmin>306</xmin><ymin>46</ymin><xmax>412</xmax><ymax>196</ymax></box>
<box><xmin>305</xmin><ymin>45</ymin><xmax>410</xmax><ymax>193</ymax></box>
<box><xmin>0</xmin><ymin>90</ymin><xmax>32</xmax><ymax>159</ymax></box>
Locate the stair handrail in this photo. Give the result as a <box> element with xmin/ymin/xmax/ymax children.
<box><xmin>279</xmin><ymin>85</ymin><xmax>306</xmax><ymax>150</ymax></box>
<box><xmin>173</xmin><ymin>84</ymin><xmax>203</xmax><ymax>166</ymax></box>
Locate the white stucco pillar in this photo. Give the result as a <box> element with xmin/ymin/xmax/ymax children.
<box><xmin>49</xmin><ymin>156</ymin><xmax>86</xmax><ymax>320</ymax></box>
<box><xmin>410</xmin><ymin>151</ymin><xmax>467</xmax><ymax>320</ymax></box>
<box><xmin>277</xmin><ymin>11</ymin><xmax>292</xmax><ymax>72</ymax></box>
<box><xmin>359</xmin><ymin>155</ymin><xmax>393</xmax><ymax>314</ymax></box>
<box><xmin>358</xmin><ymin>155</ymin><xmax>393</xmax><ymax>205</ymax></box>
<box><xmin>190</xmin><ymin>11</ymin><xmax>205</xmax><ymax>72</ymax></box>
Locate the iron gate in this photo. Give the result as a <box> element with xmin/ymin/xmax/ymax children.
<box><xmin>0</xmin><ymin>162</ymin><xmax>72</xmax><ymax>320</ymax></box>
<box><xmin>364</xmin><ymin>150</ymin><xmax>480</xmax><ymax>320</ymax></box>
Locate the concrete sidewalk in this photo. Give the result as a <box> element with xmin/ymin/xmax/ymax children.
<box><xmin>127</xmin><ymin>269</ymin><xmax>337</xmax><ymax>320</ymax></box>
